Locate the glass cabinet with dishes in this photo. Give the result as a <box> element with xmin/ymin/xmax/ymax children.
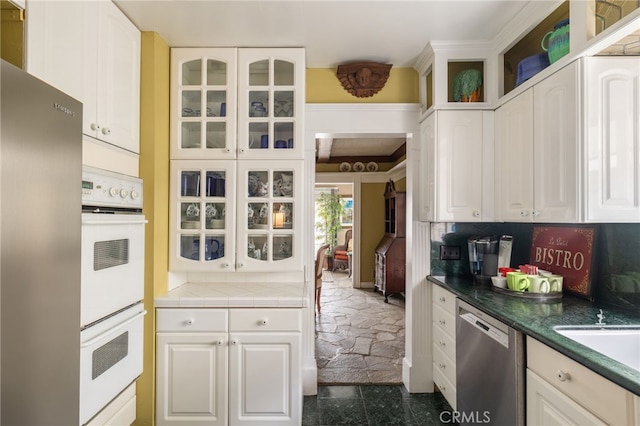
<box><xmin>171</xmin><ymin>47</ymin><xmax>304</xmax><ymax>160</ymax></box>
<box><xmin>169</xmin><ymin>160</ymin><xmax>303</xmax><ymax>272</ymax></box>
<box><xmin>171</xmin><ymin>48</ymin><xmax>237</xmax><ymax>159</ymax></box>
<box><xmin>236</xmin><ymin>48</ymin><xmax>305</xmax><ymax>159</ymax></box>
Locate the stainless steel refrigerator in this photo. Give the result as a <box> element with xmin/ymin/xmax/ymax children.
<box><xmin>1</xmin><ymin>60</ymin><xmax>82</xmax><ymax>424</ymax></box>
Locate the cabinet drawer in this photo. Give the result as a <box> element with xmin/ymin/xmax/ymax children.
<box><xmin>433</xmin><ymin>346</ymin><xmax>456</xmax><ymax>387</ymax></box>
<box><xmin>433</xmin><ymin>285</ymin><xmax>456</xmax><ymax>314</ymax></box>
<box><xmin>156</xmin><ymin>308</ymin><xmax>228</xmax><ymax>332</ymax></box>
<box><xmin>527</xmin><ymin>337</ymin><xmax>634</xmax><ymax>425</ymax></box>
<box><xmin>433</xmin><ymin>322</ymin><xmax>456</xmax><ymax>360</ymax></box>
<box><xmin>432</xmin><ymin>304</ymin><xmax>456</xmax><ymax>338</ymax></box>
<box><xmin>433</xmin><ymin>366</ymin><xmax>457</xmax><ymax>411</ymax></box>
<box><xmin>230</xmin><ymin>308</ymin><xmax>301</xmax><ymax>332</ymax></box>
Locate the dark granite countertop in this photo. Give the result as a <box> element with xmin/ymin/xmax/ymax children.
<box><xmin>428</xmin><ymin>275</ymin><xmax>640</xmax><ymax>396</ymax></box>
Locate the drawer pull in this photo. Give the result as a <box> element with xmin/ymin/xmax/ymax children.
<box><xmin>439</xmin><ymin>319</ymin><xmax>446</xmax><ymax>326</ymax></box>
<box><xmin>438</xmin><ymin>362</ymin><xmax>446</xmax><ymax>370</ymax></box>
<box><xmin>557</xmin><ymin>370</ymin><xmax>571</xmax><ymax>382</ymax></box>
<box><xmin>439</xmin><ymin>340</ymin><xmax>446</xmax><ymax>347</ymax></box>
<box><xmin>439</xmin><ymin>296</ymin><xmax>446</xmax><ymax>303</ymax></box>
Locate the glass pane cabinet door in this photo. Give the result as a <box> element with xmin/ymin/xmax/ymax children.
<box><xmin>170</xmin><ymin>160</ymin><xmax>237</xmax><ymax>271</ymax></box>
<box><xmin>237</xmin><ymin>160</ymin><xmax>303</xmax><ymax>271</ymax></box>
<box><xmin>237</xmin><ymin>49</ymin><xmax>304</xmax><ymax>159</ymax></box>
<box><xmin>171</xmin><ymin>48</ymin><xmax>237</xmax><ymax>159</ymax></box>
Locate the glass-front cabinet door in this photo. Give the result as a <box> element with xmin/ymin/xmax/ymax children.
<box><xmin>237</xmin><ymin>48</ymin><xmax>305</xmax><ymax>159</ymax></box>
<box><xmin>171</xmin><ymin>48</ymin><xmax>237</xmax><ymax>159</ymax></box>
<box><xmin>170</xmin><ymin>160</ymin><xmax>237</xmax><ymax>271</ymax></box>
<box><xmin>236</xmin><ymin>160</ymin><xmax>303</xmax><ymax>272</ymax></box>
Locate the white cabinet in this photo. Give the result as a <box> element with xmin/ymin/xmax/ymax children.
<box><xmin>526</xmin><ymin>337</ymin><xmax>638</xmax><ymax>426</ymax></box>
<box><xmin>496</xmin><ymin>61</ymin><xmax>579</xmax><ymax>222</ymax></box>
<box><xmin>26</xmin><ymin>0</ymin><xmax>140</xmax><ymax>153</ymax></box>
<box><xmin>156</xmin><ymin>308</ymin><xmax>302</xmax><ymax>426</ymax></box>
<box><xmin>431</xmin><ymin>285</ymin><xmax>456</xmax><ymax>409</ymax></box>
<box><xmin>169</xmin><ymin>160</ymin><xmax>303</xmax><ymax>272</ymax></box>
<box><xmin>420</xmin><ymin>110</ymin><xmax>493</xmax><ymax>222</ymax></box>
<box><xmin>171</xmin><ymin>48</ymin><xmax>304</xmax><ymax>160</ymax></box>
<box><xmin>585</xmin><ymin>57</ymin><xmax>640</xmax><ymax>222</ymax></box>
<box><xmin>169</xmin><ymin>48</ymin><xmax>305</xmax><ymax>274</ymax></box>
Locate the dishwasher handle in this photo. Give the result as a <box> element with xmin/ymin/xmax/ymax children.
<box><xmin>460</xmin><ymin>312</ymin><xmax>509</xmax><ymax>348</ymax></box>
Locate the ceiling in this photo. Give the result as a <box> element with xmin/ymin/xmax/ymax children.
<box><xmin>114</xmin><ymin>0</ymin><xmax>533</xmax><ymax>163</ymax></box>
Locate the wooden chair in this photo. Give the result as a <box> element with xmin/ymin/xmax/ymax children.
<box><xmin>315</xmin><ymin>244</ymin><xmax>330</xmax><ymax>313</ymax></box>
<box><xmin>332</xmin><ymin>229</ymin><xmax>352</xmax><ymax>272</ymax></box>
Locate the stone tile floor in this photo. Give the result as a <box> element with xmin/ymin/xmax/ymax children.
<box><xmin>315</xmin><ymin>270</ymin><xmax>405</xmax><ymax>384</ymax></box>
<box><xmin>302</xmin><ymin>385</ymin><xmax>457</xmax><ymax>426</ymax></box>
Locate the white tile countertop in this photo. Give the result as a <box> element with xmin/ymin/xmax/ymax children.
<box><xmin>155</xmin><ymin>281</ymin><xmax>308</xmax><ymax>308</ymax></box>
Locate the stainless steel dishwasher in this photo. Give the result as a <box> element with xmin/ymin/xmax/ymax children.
<box><xmin>456</xmin><ymin>299</ymin><xmax>525</xmax><ymax>426</ymax></box>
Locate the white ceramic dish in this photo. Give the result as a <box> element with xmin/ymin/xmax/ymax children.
<box><xmin>339</xmin><ymin>162</ymin><xmax>351</xmax><ymax>172</ymax></box>
<box><xmin>353</xmin><ymin>161</ymin><xmax>365</xmax><ymax>172</ymax></box>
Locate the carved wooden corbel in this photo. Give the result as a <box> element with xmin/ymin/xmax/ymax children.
<box><xmin>336</xmin><ymin>62</ymin><xmax>392</xmax><ymax>98</ymax></box>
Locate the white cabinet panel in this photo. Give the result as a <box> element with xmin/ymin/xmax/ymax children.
<box><xmin>156</xmin><ymin>333</ymin><xmax>228</xmax><ymax>426</ymax></box>
<box><xmin>496</xmin><ymin>88</ymin><xmax>534</xmax><ymax>221</ymax></box>
<box><xmin>421</xmin><ymin>110</ymin><xmax>491</xmax><ymax>222</ymax></box>
<box><xmin>26</xmin><ymin>0</ymin><xmax>140</xmax><ymax>154</ymax></box>
<box><xmin>585</xmin><ymin>57</ymin><xmax>640</xmax><ymax>222</ymax></box>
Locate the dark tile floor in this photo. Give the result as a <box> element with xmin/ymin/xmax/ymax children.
<box><xmin>302</xmin><ymin>385</ymin><xmax>457</xmax><ymax>426</ymax></box>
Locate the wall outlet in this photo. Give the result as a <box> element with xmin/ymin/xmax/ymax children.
<box><xmin>439</xmin><ymin>245</ymin><xmax>461</xmax><ymax>260</ymax></box>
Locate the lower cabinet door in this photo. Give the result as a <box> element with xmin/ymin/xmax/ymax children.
<box><xmin>156</xmin><ymin>333</ymin><xmax>228</xmax><ymax>425</ymax></box>
<box><xmin>229</xmin><ymin>332</ymin><xmax>301</xmax><ymax>425</ymax></box>
<box><xmin>526</xmin><ymin>369</ymin><xmax>605</xmax><ymax>426</ymax></box>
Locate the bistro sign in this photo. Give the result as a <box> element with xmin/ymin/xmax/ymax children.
<box><xmin>530</xmin><ymin>225</ymin><xmax>597</xmax><ymax>300</ymax></box>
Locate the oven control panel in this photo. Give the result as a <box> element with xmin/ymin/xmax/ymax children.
<box><xmin>82</xmin><ymin>166</ymin><xmax>143</xmax><ymax>209</ymax></box>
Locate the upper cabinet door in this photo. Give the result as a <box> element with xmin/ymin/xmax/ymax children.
<box><xmin>533</xmin><ymin>61</ymin><xmax>579</xmax><ymax>223</ymax></box>
<box><xmin>585</xmin><ymin>57</ymin><xmax>640</xmax><ymax>222</ymax></box>
<box><xmin>496</xmin><ymin>88</ymin><xmax>534</xmax><ymax>222</ymax></box>
<box><xmin>96</xmin><ymin>0</ymin><xmax>141</xmax><ymax>153</ymax></box>
<box><xmin>436</xmin><ymin>110</ymin><xmax>485</xmax><ymax>221</ymax></box>
<box><xmin>236</xmin><ymin>49</ymin><xmax>305</xmax><ymax>159</ymax></box>
<box><xmin>26</xmin><ymin>0</ymin><xmax>140</xmax><ymax>154</ymax></box>
<box><xmin>171</xmin><ymin>48</ymin><xmax>238</xmax><ymax>160</ymax></box>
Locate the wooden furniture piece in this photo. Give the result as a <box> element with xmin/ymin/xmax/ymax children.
<box><xmin>374</xmin><ymin>181</ymin><xmax>406</xmax><ymax>302</ymax></box>
<box><xmin>332</xmin><ymin>229</ymin><xmax>352</xmax><ymax>272</ymax></box>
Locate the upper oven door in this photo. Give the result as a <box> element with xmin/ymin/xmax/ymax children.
<box><xmin>81</xmin><ymin>213</ymin><xmax>146</xmax><ymax>327</ymax></box>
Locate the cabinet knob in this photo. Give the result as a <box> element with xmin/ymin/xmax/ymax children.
<box><xmin>439</xmin><ymin>340</ymin><xmax>446</xmax><ymax>347</ymax></box>
<box><xmin>473</xmin><ymin>210</ymin><xmax>480</xmax><ymax>217</ymax></box>
<box><xmin>439</xmin><ymin>296</ymin><xmax>446</xmax><ymax>303</ymax></box>
<box><xmin>185</xmin><ymin>319</ymin><xmax>194</xmax><ymax>326</ymax></box>
<box><xmin>101</xmin><ymin>127</ymin><xmax>111</xmax><ymax>136</ymax></box>
<box><xmin>557</xmin><ymin>370</ymin><xmax>571</xmax><ymax>382</ymax></box>
<box><xmin>216</xmin><ymin>340</ymin><xmax>223</xmax><ymax>345</ymax></box>
<box><xmin>223</xmin><ymin>262</ymin><xmax>230</xmax><ymax>268</ymax></box>
<box><xmin>237</xmin><ymin>262</ymin><xmax>244</xmax><ymax>268</ymax></box>
<box><xmin>438</xmin><ymin>362</ymin><xmax>446</xmax><ymax>370</ymax></box>
<box><xmin>520</xmin><ymin>210</ymin><xmax>529</xmax><ymax>217</ymax></box>
<box><xmin>238</xmin><ymin>148</ymin><xmax>245</xmax><ymax>154</ymax></box>
<box><xmin>532</xmin><ymin>210</ymin><xmax>540</xmax><ymax>217</ymax></box>
<box><xmin>90</xmin><ymin>123</ymin><xmax>100</xmax><ymax>131</ymax></box>
<box><xmin>259</xmin><ymin>319</ymin><xmax>268</xmax><ymax>326</ymax></box>
<box><xmin>230</xmin><ymin>339</ymin><xmax>238</xmax><ymax>345</ymax></box>
<box><xmin>439</xmin><ymin>319</ymin><xmax>446</xmax><ymax>326</ymax></box>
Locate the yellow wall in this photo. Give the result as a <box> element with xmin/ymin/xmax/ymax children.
<box><xmin>360</xmin><ymin>182</ymin><xmax>387</xmax><ymax>282</ymax></box>
<box><xmin>306</xmin><ymin>68</ymin><xmax>419</xmax><ymax>103</ymax></box>
<box><xmin>136</xmin><ymin>31</ymin><xmax>170</xmax><ymax>426</ymax></box>
<box><xmin>1</xmin><ymin>7</ymin><xmax>24</xmax><ymax>68</ymax></box>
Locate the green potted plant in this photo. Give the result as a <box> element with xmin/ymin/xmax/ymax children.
<box><xmin>315</xmin><ymin>192</ymin><xmax>344</xmax><ymax>253</ymax></box>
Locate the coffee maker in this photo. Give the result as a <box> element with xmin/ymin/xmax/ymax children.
<box><xmin>468</xmin><ymin>235</ymin><xmax>513</xmax><ymax>285</ymax></box>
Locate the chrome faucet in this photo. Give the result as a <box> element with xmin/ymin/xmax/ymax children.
<box><xmin>595</xmin><ymin>309</ymin><xmax>606</xmax><ymax>326</ymax></box>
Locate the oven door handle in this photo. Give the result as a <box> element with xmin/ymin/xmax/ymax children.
<box><xmin>81</xmin><ymin>310</ymin><xmax>147</xmax><ymax>348</ymax></box>
<box><xmin>82</xmin><ymin>219</ymin><xmax>148</xmax><ymax>226</ymax></box>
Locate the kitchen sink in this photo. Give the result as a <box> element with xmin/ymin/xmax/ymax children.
<box><xmin>554</xmin><ymin>326</ymin><xmax>640</xmax><ymax>372</ymax></box>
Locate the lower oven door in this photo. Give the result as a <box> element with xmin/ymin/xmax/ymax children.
<box><xmin>81</xmin><ymin>212</ymin><xmax>146</xmax><ymax>326</ymax></box>
<box><xmin>80</xmin><ymin>303</ymin><xmax>146</xmax><ymax>425</ymax></box>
